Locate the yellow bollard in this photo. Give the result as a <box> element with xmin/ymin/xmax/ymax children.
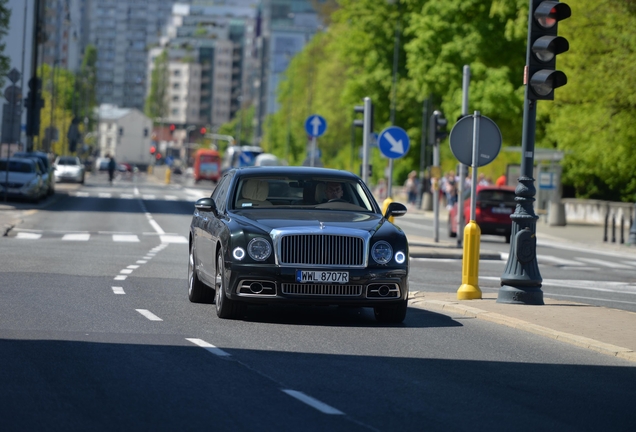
<box><xmin>147</xmin><ymin>165</ymin><xmax>153</xmax><ymax>175</ymax></box>
<box><xmin>457</xmin><ymin>220</ymin><xmax>483</xmax><ymax>299</ymax></box>
<box><xmin>165</xmin><ymin>167</ymin><xmax>171</xmax><ymax>184</ymax></box>
<box><xmin>382</xmin><ymin>197</ymin><xmax>395</xmax><ymax>223</ymax></box>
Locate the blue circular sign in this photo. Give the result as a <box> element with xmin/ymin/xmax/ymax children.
<box><xmin>378</xmin><ymin>126</ymin><xmax>410</xmax><ymax>159</ymax></box>
<box><xmin>305</xmin><ymin>115</ymin><xmax>327</xmax><ymax>137</ymax></box>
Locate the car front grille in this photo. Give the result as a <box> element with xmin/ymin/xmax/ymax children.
<box><xmin>282</xmin><ymin>283</ymin><xmax>363</xmax><ymax>296</ymax></box>
<box><xmin>279</xmin><ymin>234</ymin><xmax>365</xmax><ymax>266</ymax></box>
<box><xmin>0</xmin><ymin>182</ymin><xmax>23</xmax><ymax>188</ymax></box>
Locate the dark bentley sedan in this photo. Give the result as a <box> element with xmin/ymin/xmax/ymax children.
<box><xmin>188</xmin><ymin>166</ymin><xmax>409</xmax><ymax>323</ymax></box>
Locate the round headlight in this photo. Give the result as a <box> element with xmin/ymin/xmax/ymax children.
<box><xmin>394</xmin><ymin>251</ymin><xmax>406</xmax><ymax>264</ymax></box>
<box><xmin>247</xmin><ymin>237</ymin><xmax>272</xmax><ymax>261</ymax></box>
<box><xmin>371</xmin><ymin>241</ymin><xmax>393</xmax><ymax>264</ymax></box>
<box><xmin>233</xmin><ymin>247</ymin><xmax>245</xmax><ymax>261</ymax></box>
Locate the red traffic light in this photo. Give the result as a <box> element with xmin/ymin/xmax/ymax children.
<box><xmin>169</xmin><ymin>124</ymin><xmax>176</xmax><ymax>132</ymax></box>
<box><xmin>200</xmin><ymin>127</ymin><xmax>207</xmax><ymax>135</ymax></box>
<box><xmin>155</xmin><ymin>153</ymin><xmax>162</xmax><ymax>160</ymax></box>
<box><xmin>149</xmin><ymin>145</ymin><xmax>156</xmax><ymax>154</ymax></box>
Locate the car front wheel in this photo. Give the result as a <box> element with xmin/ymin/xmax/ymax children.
<box><xmin>188</xmin><ymin>244</ymin><xmax>214</xmax><ymax>303</ymax></box>
<box><xmin>215</xmin><ymin>251</ymin><xmax>246</xmax><ymax>319</ymax></box>
<box><xmin>374</xmin><ymin>299</ymin><xmax>408</xmax><ymax>324</ymax></box>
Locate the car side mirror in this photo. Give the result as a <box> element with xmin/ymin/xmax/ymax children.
<box><xmin>194</xmin><ymin>197</ymin><xmax>218</xmax><ymax>214</ymax></box>
<box><xmin>384</xmin><ymin>202</ymin><xmax>407</xmax><ymax>218</ymax></box>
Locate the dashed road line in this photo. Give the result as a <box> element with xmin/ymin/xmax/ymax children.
<box><xmin>186</xmin><ymin>338</ymin><xmax>231</xmax><ymax>357</ymax></box>
<box><xmin>112</xmin><ymin>287</ymin><xmax>125</xmax><ymax>294</ymax></box>
<box><xmin>136</xmin><ymin>309</ymin><xmax>162</xmax><ymax>321</ymax></box>
<box><xmin>281</xmin><ymin>389</ymin><xmax>344</xmax><ymax>415</ymax></box>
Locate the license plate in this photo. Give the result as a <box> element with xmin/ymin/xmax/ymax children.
<box><xmin>296</xmin><ymin>270</ymin><xmax>349</xmax><ymax>283</ymax></box>
<box><xmin>492</xmin><ymin>207</ymin><xmax>513</xmax><ymax>214</ymax></box>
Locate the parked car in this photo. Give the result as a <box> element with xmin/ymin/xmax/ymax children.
<box><xmin>188</xmin><ymin>166</ymin><xmax>410</xmax><ymax>322</ymax></box>
<box><xmin>54</xmin><ymin>156</ymin><xmax>85</xmax><ymax>184</ymax></box>
<box><xmin>0</xmin><ymin>158</ymin><xmax>45</xmax><ymax>202</ymax></box>
<box><xmin>448</xmin><ymin>185</ymin><xmax>517</xmax><ymax>243</ymax></box>
<box><xmin>12</xmin><ymin>151</ymin><xmax>55</xmax><ymax>196</ymax></box>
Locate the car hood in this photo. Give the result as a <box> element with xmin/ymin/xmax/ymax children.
<box><xmin>232</xmin><ymin>209</ymin><xmax>385</xmax><ymax>234</ymax></box>
<box><xmin>56</xmin><ymin>165</ymin><xmax>82</xmax><ymax>173</ymax></box>
<box><xmin>0</xmin><ymin>171</ymin><xmax>38</xmax><ymax>182</ymax></box>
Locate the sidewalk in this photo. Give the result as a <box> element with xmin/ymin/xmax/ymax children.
<box><xmin>2</xmin><ymin>190</ymin><xmax>636</xmax><ymax>363</ymax></box>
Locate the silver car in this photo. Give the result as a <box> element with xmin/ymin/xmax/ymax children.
<box><xmin>54</xmin><ymin>156</ymin><xmax>85</xmax><ymax>184</ymax></box>
<box><xmin>0</xmin><ymin>158</ymin><xmax>44</xmax><ymax>202</ymax></box>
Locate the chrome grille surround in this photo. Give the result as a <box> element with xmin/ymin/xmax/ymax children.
<box><xmin>282</xmin><ymin>283</ymin><xmax>363</xmax><ymax>296</ymax></box>
<box><xmin>271</xmin><ymin>227</ymin><xmax>370</xmax><ymax>268</ymax></box>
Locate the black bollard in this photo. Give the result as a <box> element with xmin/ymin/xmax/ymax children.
<box><xmin>604</xmin><ymin>212</ymin><xmax>609</xmax><ymax>242</ymax></box>
<box><xmin>629</xmin><ymin>203</ymin><xmax>636</xmax><ymax>245</ymax></box>
<box><xmin>620</xmin><ymin>215</ymin><xmax>624</xmax><ymax>244</ymax></box>
<box><xmin>612</xmin><ymin>215</ymin><xmax>616</xmax><ymax>243</ymax></box>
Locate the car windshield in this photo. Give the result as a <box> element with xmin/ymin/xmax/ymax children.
<box><xmin>57</xmin><ymin>157</ymin><xmax>79</xmax><ymax>166</ymax></box>
<box><xmin>0</xmin><ymin>160</ymin><xmax>34</xmax><ymax>173</ymax></box>
<box><xmin>231</xmin><ymin>176</ymin><xmax>376</xmax><ymax>212</ymax></box>
<box><xmin>13</xmin><ymin>152</ymin><xmax>49</xmax><ymax>169</ymax></box>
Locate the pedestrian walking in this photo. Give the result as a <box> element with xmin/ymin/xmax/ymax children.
<box><xmin>404</xmin><ymin>170</ymin><xmax>418</xmax><ymax>205</ymax></box>
<box><xmin>107</xmin><ymin>154</ymin><xmax>116</xmax><ymax>184</ymax></box>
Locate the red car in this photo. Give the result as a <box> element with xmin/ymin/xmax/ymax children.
<box><xmin>448</xmin><ymin>185</ymin><xmax>517</xmax><ymax>243</ymax></box>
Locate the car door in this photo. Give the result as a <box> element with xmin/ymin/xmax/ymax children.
<box><xmin>197</xmin><ymin>172</ymin><xmax>232</xmax><ymax>285</ymax></box>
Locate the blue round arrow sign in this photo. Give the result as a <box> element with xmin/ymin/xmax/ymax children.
<box><xmin>305</xmin><ymin>115</ymin><xmax>327</xmax><ymax>137</ymax></box>
<box><xmin>378</xmin><ymin>126</ymin><xmax>410</xmax><ymax>159</ymax></box>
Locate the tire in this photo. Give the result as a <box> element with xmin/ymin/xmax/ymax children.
<box><xmin>215</xmin><ymin>251</ymin><xmax>246</xmax><ymax>319</ymax></box>
<box><xmin>374</xmin><ymin>300</ymin><xmax>408</xmax><ymax>324</ymax></box>
<box><xmin>188</xmin><ymin>244</ymin><xmax>214</xmax><ymax>303</ymax></box>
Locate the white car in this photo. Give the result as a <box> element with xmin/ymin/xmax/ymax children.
<box><xmin>54</xmin><ymin>156</ymin><xmax>85</xmax><ymax>184</ymax></box>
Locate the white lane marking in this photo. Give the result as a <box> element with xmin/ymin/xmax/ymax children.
<box><xmin>120</xmin><ymin>269</ymin><xmax>133</xmax><ymax>274</ymax></box>
<box><xmin>127</xmin><ymin>265</ymin><xmax>140</xmax><ymax>269</ymax></box>
<box><xmin>134</xmin><ymin>187</ymin><xmax>140</xmax><ymax>196</ymax></box>
<box><xmin>576</xmin><ymin>257</ymin><xmax>634</xmax><ymax>269</ymax></box>
<box><xmin>137</xmin><ymin>260</ymin><xmax>147</xmax><ymax>264</ymax></box>
<box><xmin>148</xmin><ymin>219</ymin><xmax>165</xmax><ymax>235</ymax></box>
<box><xmin>186</xmin><ymin>338</ymin><xmax>231</xmax><ymax>357</ymax></box>
<box><xmin>143</xmin><ymin>256</ymin><xmax>152</xmax><ymax>260</ymax></box>
<box><xmin>481</xmin><ymin>276</ymin><xmax>636</xmax><ymax>294</ymax></box>
<box><xmin>112</xmin><ymin>287</ymin><xmax>125</xmax><ymax>294</ymax></box>
<box><xmin>165</xmin><ymin>195</ymin><xmax>178</xmax><ymax>201</ymax></box>
<box><xmin>161</xmin><ymin>235</ymin><xmax>188</xmax><ymax>244</ymax></box>
<box><xmin>74</xmin><ymin>191</ymin><xmax>90</xmax><ymax>197</ymax></box>
<box><xmin>136</xmin><ymin>309</ymin><xmax>163</xmax><ymax>321</ymax></box>
<box><xmin>98</xmin><ymin>193</ymin><xmax>112</xmax><ymax>198</ymax></box>
<box><xmin>114</xmin><ymin>275</ymin><xmax>127</xmax><ymax>281</ymax></box>
<box><xmin>62</xmin><ymin>233</ymin><xmax>90</xmax><ymax>241</ymax></box>
<box><xmin>16</xmin><ymin>232</ymin><xmax>42</xmax><ymax>239</ymax></box>
<box><xmin>142</xmin><ymin>194</ymin><xmax>156</xmax><ymax>200</ymax></box>
<box><xmin>120</xmin><ymin>194</ymin><xmax>134</xmax><ymax>199</ymax></box>
<box><xmin>113</xmin><ymin>235</ymin><xmax>140</xmax><ymax>242</ymax></box>
<box><xmin>281</xmin><ymin>390</ymin><xmax>344</xmax><ymax>415</ymax></box>
<box><xmin>537</xmin><ymin>255</ymin><xmax>585</xmax><ymax>267</ymax></box>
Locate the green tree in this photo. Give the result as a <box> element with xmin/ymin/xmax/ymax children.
<box><xmin>544</xmin><ymin>0</ymin><xmax>636</xmax><ymax>201</ymax></box>
<box><xmin>0</xmin><ymin>0</ymin><xmax>10</xmax><ymax>88</ymax></box>
<box><xmin>144</xmin><ymin>50</ymin><xmax>169</xmax><ymax>122</ymax></box>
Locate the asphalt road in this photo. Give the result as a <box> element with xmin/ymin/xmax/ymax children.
<box><xmin>1</xmin><ymin>173</ymin><xmax>635</xmax><ymax>431</ymax></box>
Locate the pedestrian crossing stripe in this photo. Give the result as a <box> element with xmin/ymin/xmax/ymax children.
<box><xmin>11</xmin><ymin>231</ymin><xmax>187</xmax><ymax>244</ymax></box>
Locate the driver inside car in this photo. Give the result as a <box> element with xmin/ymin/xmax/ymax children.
<box><xmin>325</xmin><ymin>182</ymin><xmax>344</xmax><ymax>202</ymax></box>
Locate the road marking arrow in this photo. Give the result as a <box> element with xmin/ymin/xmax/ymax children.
<box><xmin>384</xmin><ymin>132</ymin><xmax>404</xmax><ymax>154</ymax></box>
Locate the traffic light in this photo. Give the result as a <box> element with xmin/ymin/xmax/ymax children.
<box><xmin>200</xmin><ymin>127</ymin><xmax>206</xmax><ymax>135</ymax></box>
<box><xmin>353</xmin><ymin>102</ymin><xmax>373</xmax><ymax>133</ymax></box>
<box><xmin>149</xmin><ymin>145</ymin><xmax>156</xmax><ymax>155</ymax></box>
<box><xmin>527</xmin><ymin>0</ymin><xmax>571</xmax><ymax>100</ymax></box>
<box><xmin>169</xmin><ymin>124</ymin><xmax>175</xmax><ymax>135</ymax></box>
<box><xmin>353</xmin><ymin>97</ymin><xmax>373</xmax><ymax>183</ymax></box>
<box><xmin>429</xmin><ymin>110</ymin><xmax>447</xmax><ymax>145</ymax></box>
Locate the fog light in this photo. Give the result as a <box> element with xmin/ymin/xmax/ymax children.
<box><xmin>233</xmin><ymin>247</ymin><xmax>245</xmax><ymax>260</ymax></box>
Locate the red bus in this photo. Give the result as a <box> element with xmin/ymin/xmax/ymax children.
<box><xmin>193</xmin><ymin>149</ymin><xmax>221</xmax><ymax>183</ymax></box>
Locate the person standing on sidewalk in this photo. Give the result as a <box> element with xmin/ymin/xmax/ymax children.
<box><xmin>107</xmin><ymin>154</ymin><xmax>116</xmax><ymax>184</ymax></box>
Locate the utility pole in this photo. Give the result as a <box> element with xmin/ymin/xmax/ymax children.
<box><xmin>25</xmin><ymin>0</ymin><xmax>44</xmax><ymax>152</ymax></box>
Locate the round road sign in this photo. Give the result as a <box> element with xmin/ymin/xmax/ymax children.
<box><xmin>449</xmin><ymin>115</ymin><xmax>502</xmax><ymax>167</ymax></box>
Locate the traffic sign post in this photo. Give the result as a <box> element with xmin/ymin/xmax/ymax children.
<box><xmin>449</xmin><ymin>112</ymin><xmax>502</xmax><ymax>301</ymax></box>
<box><xmin>305</xmin><ymin>115</ymin><xmax>327</xmax><ymax>168</ymax></box>
<box><xmin>378</xmin><ymin>125</ymin><xmax>410</xmax><ymax>198</ymax></box>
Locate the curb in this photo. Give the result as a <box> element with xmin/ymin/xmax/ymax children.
<box><xmin>408</xmin><ymin>293</ymin><xmax>636</xmax><ymax>363</ymax></box>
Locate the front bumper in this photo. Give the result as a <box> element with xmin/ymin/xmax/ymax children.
<box><xmin>55</xmin><ymin>170</ymin><xmax>83</xmax><ymax>182</ymax></box>
<box><xmin>225</xmin><ymin>262</ymin><xmax>409</xmax><ymax>306</ymax></box>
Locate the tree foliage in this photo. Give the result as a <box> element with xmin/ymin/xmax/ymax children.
<box><xmin>144</xmin><ymin>50</ymin><xmax>169</xmax><ymax>122</ymax></box>
<box><xmin>257</xmin><ymin>0</ymin><xmax>635</xmax><ymax>200</ymax></box>
<box><xmin>0</xmin><ymin>0</ymin><xmax>10</xmax><ymax>89</ymax></box>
